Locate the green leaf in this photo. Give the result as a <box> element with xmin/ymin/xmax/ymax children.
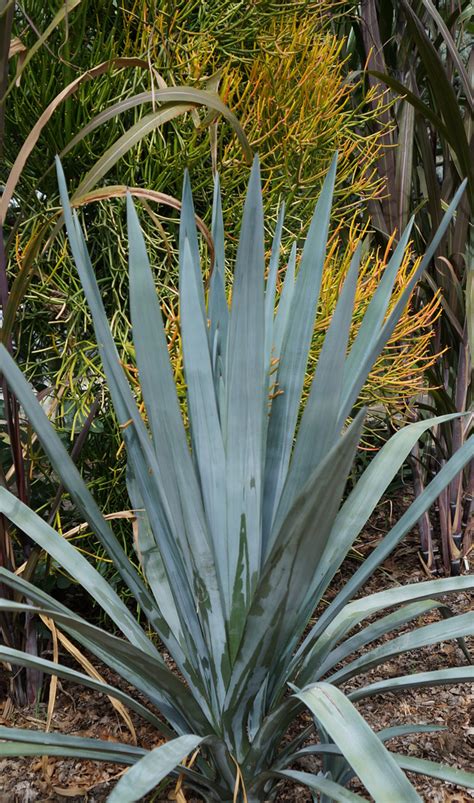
<box><xmin>317</xmin><ymin>598</ymin><xmax>445</xmax><ymax>678</ymax></box>
<box><xmin>378</xmin><ymin>724</ymin><xmax>446</xmax><ymax>742</ymax></box>
<box><xmin>0</xmin><ymin>344</ymin><xmax>159</xmax><ymax>639</ymax></box>
<box><xmin>128</xmin><ymin>194</ymin><xmax>228</xmax><ymax>690</ymax></box>
<box><xmin>341</xmin><ymin>181</ymin><xmax>466</xmax><ymax>425</ymax></box>
<box><xmin>393</xmin><ymin>753</ymin><xmax>474</xmax><ymax>789</ymax></box>
<box><xmin>339</xmin><ymin>180</ymin><xmax>467</xmax><ymax>424</ymax></box>
<box><xmin>5</xmin><ymin>0</ymin><xmax>84</xmax><ymax>99</ymax></box>
<box><xmin>179</xmin><ymin>172</ymin><xmax>207</xmax><ymax>324</ymax></box>
<box><xmin>0</xmin><ymin>727</ymin><xmax>144</xmax><ymax>764</ymax></box>
<box><xmin>0</xmin><ymin>643</ymin><xmax>163</xmax><ymax>732</ymax></box>
<box><xmin>0</xmin><ymin>58</ymin><xmax>150</xmax><ymax>226</ymax></box>
<box><xmin>329</xmin><ymin>611</ymin><xmax>474</xmax><ymax>685</ymax></box>
<box><xmin>297</xmin><ymin>684</ymin><xmax>421</xmax><ymax>802</ymax></box>
<box><xmin>295</xmin><ymin>430</ymin><xmax>474</xmax><ymax>670</ymax></box>
<box><xmin>350</xmin><ymin>666</ymin><xmax>474</xmax><ymax>702</ymax></box>
<box><xmin>341</xmin><ymin>219</ymin><xmax>414</xmax><ymax>413</ymax></box>
<box><xmin>0</xmin><ymin>487</ymin><xmax>156</xmax><ymax>658</ymax></box>
<box><xmin>72</xmin><ymin>88</ymin><xmax>252</xmax><ymax>199</ymax></box>
<box><xmin>263</xmin><ymin>154</ymin><xmax>337</xmax><ymax>552</ymax></box>
<box><xmin>225</xmin><ymin>154</ymin><xmax>266</xmax><ymax>652</ymax></box>
<box><xmin>209</xmin><ymin>172</ymin><xmax>228</xmax><ymax>378</ymax></box>
<box><xmin>368</xmin><ymin>70</ymin><xmax>450</xmax><ymax>141</ymax></box>
<box><xmin>264</xmin><ymin>202</ymin><xmax>285</xmax><ymax>369</ymax></box>
<box><xmin>298</xmin><ymin>574</ymin><xmax>474</xmax><ymax>686</ymax></box>
<box><xmin>126</xmin><ymin>466</ymin><xmax>183</xmax><ymax>644</ymax></box>
<box><xmin>276</xmin><ymin>770</ymin><xmax>365</xmax><ymax>802</ymax></box>
<box><xmin>272</xmin><ymin>243</ymin><xmax>296</xmax><ymax>362</ymax></box>
<box><xmin>57</xmin><ymin>162</ymin><xmax>214</xmax><ymax>707</ymax></box>
<box><xmin>107</xmin><ymin>735</ymin><xmax>204</xmax><ymax>803</ymax></box>
<box><xmin>0</xmin><ymin>577</ymin><xmax>206</xmax><ymax>735</ymax></box>
<box><xmin>180</xmin><ymin>236</ymin><xmax>228</xmax><ymax>615</ymax></box>
<box><xmin>224</xmin><ymin>412</ymin><xmax>365</xmax><ymax>753</ymax></box>
<box><xmin>274</xmin><ymin>244</ymin><xmax>361</xmax><ymax>532</ymax></box>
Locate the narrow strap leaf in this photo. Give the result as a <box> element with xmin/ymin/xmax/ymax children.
<box><xmin>339</xmin><ymin>181</ymin><xmax>467</xmax><ymax>423</ymax></box>
<box><xmin>272</xmin><ymin>242</ymin><xmax>296</xmax><ymax>362</ymax></box>
<box><xmin>107</xmin><ymin>735</ymin><xmax>204</xmax><ymax>803</ymax></box>
<box><xmin>0</xmin><ymin>342</ymin><xmax>161</xmax><ymax>636</ymax></box>
<box><xmin>0</xmin><ymin>571</ymin><xmax>209</xmax><ymax>733</ymax></box>
<box><xmin>328</xmin><ymin>611</ymin><xmax>474</xmax><ymax>685</ymax></box>
<box><xmin>275</xmin><ymin>769</ymin><xmax>365</xmax><ymax>802</ymax></box>
<box><xmin>313</xmin><ymin>436</ymin><xmax>474</xmax><ymax>640</ymax></box>
<box><xmin>273</xmin><ymin>244</ymin><xmax>361</xmax><ymax>536</ymax></box>
<box><xmin>181</xmin><ymin>235</ymin><xmax>227</xmax><ymax>548</ymax></box>
<box><xmin>264</xmin><ymin>202</ymin><xmax>285</xmax><ymax>369</ymax></box>
<box><xmin>0</xmin><ymin>643</ymin><xmax>166</xmax><ymax>733</ymax></box>
<box><xmin>317</xmin><ymin>598</ymin><xmax>445</xmax><ymax>678</ymax></box>
<box><xmin>126</xmin><ymin>466</ymin><xmax>183</xmax><ymax>644</ymax></box>
<box><xmin>263</xmin><ymin>153</ymin><xmax>337</xmax><ymax>549</ymax></box>
<box><xmin>296</xmin><ymin>569</ymin><xmax>474</xmax><ymax>687</ymax></box>
<box><xmin>128</xmin><ymin>193</ymin><xmax>229</xmax><ymax>709</ymax></box>
<box><xmin>225</xmin><ymin>154</ymin><xmax>266</xmax><ymax>654</ymax></box>
<box><xmin>224</xmin><ymin>412</ymin><xmax>364</xmax><ymax>751</ymax></box>
<box><xmin>297</xmin><ymin>684</ymin><xmax>421</xmax><ymax>802</ymax></box>
<box><xmin>209</xmin><ymin>172</ymin><xmax>229</xmax><ymax>374</ymax></box>
<box><xmin>350</xmin><ymin>666</ymin><xmax>474</xmax><ymax>702</ymax></box>
<box><xmin>58</xmin><ymin>165</ymin><xmax>214</xmax><ymax>694</ymax></box>
<box><xmin>0</xmin><ymin>725</ymin><xmax>145</xmax><ymax>757</ymax></box>
<box><xmin>291</xmin><ymin>413</ymin><xmax>470</xmax><ymax>671</ymax></box>
<box><xmin>0</xmin><ymin>481</ymin><xmax>158</xmax><ymax>659</ymax></box>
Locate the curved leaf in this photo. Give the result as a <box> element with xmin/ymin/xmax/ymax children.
<box><xmin>73</xmin><ymin>88</ymin><xmax>252</xmax><ymax>200</ymax></box>
<box><xmin>0</xmin><ymin>643</ymin><xmax>163</xmax><ymax>732</ymax></box>
<box><xmin>299</xmin><ymin>575</ymin><xmax>474</xmax><ymax>685</ymax></box>
<box><xmin>299</xmin><ymin>436</ymin><xmax>474</xmax><ymax>665</ymax></box>
<box><xmin>0</xmin><ymin>486</ymin><xmax>155</xmax><ymax>657</ymax></box>
<box><xmin>225</xmin><ymin>155</ymin><xmax>266</xmax><ymax>651</ymax></box>
<box><xmin>297</xmin><ymin>684</ymin><xmax>421</xmax><ymax>802</ymax></box>
<box><xmin>329</xmin><ymin>612</ymin><xmax>474</xmax><ymax>685</ymax></box>
<box><xmin>0</xmin><ymin>57</ymin><xmax>150</xmax><ymax>224</ymax></box>
<box><xmin>0</xmin><ymin>727</ymin><xmax>144</xmax><ymax>763</ymax></box>
<box><xmin>5</xmin><ymin>0</ymin><xmax>83</xmax><ymax>98</ymax></box>
<box><xmin>263</xmin><ymin>154</ymin><xmax>337</xmax><ymax>550</ymax></box>
<box><xmin>0</xmin><ymin>579</ymin><xmax>206</xmax><ymax>735</ymax></box>
<box><xmin>393</xmin><ymin>753</ymin><xmax>474</xmax><ymax>789</ymax></box>
<box><xmin>350</xmin><ymin>666</ymin><xmax>474</xmax><ymax>702</ymax></box>
<box><xmin>275</xmin><ymin>770</ymin><xmax>365</xmax><ymax>802</ymax></box>
<box><xmin>316</xmin><ymin>598</ymin><xmax>445</xmax><ymax>678</ymax></box>
<box><xmin>107</xmin><ymin>735</ymin><xmax>204</xmax><ymax>803</ymax></box>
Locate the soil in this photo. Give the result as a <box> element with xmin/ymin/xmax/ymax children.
<box><xmin>0</xmin><ymin>490</ymin><xmax>473</xmax><ymax>802</ymax></box>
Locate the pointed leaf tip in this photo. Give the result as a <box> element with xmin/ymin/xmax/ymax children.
<box><xmin>55</xmin><ymin>157</ymin><xmax>69</xmax><ymax>199</ymax></box>
<box><xmin>247</xmin><ymin>154</ymin><xmax>261</xmax><ymax>189</ymax></box>
<box><xmin>182</xmin><ymin>168</ymin><xmax>191</xmax><ymax>194</ymax></box>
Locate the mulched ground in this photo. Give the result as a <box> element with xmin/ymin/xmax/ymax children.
<box><xmin>1</xmin><ymin>489</ymin><xmax>473</xmax><ymax>802</ymax></box>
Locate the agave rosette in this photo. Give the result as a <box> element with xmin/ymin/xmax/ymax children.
<box><xmin>0</xmin><ymin>156</ymin><xmax>472</xmax><ymax>802</ymax></box>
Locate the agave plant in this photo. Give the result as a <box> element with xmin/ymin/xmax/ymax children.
<box><xmin>0</xmin><ymin>155</ymin><xmax>473</xmax><ymax>802</ymax></box>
